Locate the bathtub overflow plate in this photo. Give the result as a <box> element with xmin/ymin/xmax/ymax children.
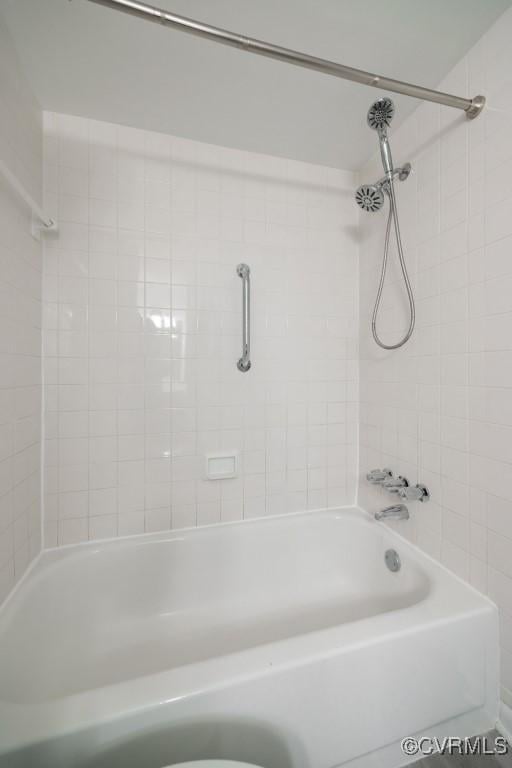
<box><xmin>385</xmin><ymin>548</ymin><xmax>401</xmax><ymax>572</ymax></box>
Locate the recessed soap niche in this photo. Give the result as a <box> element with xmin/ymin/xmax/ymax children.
<box><xmin>205</xmin><ymin>452</ymin><xmax>239</xmax><ymax>480</ymax></box>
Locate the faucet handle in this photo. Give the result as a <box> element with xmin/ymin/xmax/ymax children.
<box><xmin>383</xmin><ymin>475</ymin><xmax>408</xmax><ymax>492</ymax></box>
<box><xmin>398</xmin><ymin>483</ymin><xmax>430</xmax><ymax>503</ymax></box>
<box><xmin>366</xmin><ymin>468</ymin><xmax>392</xmax><ymax>484</ymax></box>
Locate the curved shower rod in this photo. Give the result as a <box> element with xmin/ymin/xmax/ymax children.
<box><xmin>87</xmin><ymin>0</ymin><xmax>485</xmax><ymax>118</ymax></box>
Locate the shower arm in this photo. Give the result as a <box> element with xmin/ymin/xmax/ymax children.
<box><xmin>86</xmin><ymin>0</ymin><xmax>485</xmax><ymax>119</ymax></box>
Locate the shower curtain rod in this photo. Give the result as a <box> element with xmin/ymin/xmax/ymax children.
<box><xmin>87</xmin><ymin>0</ymin><xmax>485</xmax><ymax>118</ymax></box>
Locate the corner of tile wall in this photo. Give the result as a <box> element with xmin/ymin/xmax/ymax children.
<box><xmin>0</xmin><ymin>16</ymin><xmax>43</xmax><ymax>604</ymax></box>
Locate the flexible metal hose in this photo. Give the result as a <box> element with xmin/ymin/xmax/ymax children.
<box><xmin>371</xmin><ymin>179</ymin><xmax>415</xmax><ymax>349</ymax></box>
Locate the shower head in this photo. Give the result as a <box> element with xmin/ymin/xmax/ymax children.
<box><xmin>355</xmin><ymin>183</ymin><xmax>385</xmax><ymax>213</ymax></box>
<box><xmin>367</xmin><ymin>97</ymin><xmax>395</xmax><ymax>175</ymax></box>
<box><xmin>367</xmin><ymin>97</ymin><xmax>395</xmax><ymax>133</ymax></box>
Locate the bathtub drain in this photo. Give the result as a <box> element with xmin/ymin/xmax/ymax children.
<box><xmin>385</xmin><ymin>549</ymin><xmax>401</xmax><ymax>572</ymax></box>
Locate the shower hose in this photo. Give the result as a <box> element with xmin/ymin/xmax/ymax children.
<box><xmin>371</xmin><ymin>179</ymin><xmax>415</xmax><ymax>350</ymax></box>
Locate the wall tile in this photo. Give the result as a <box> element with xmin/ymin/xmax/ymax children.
<box><xmin>43</xmin><ymin>112</ymin><xmax>359</xmax><ymax>548</ymax></box>
<box><xmin>358</xmin><ymin>6</ymin><xmax>512</xmax><ymax>699</ymax></box>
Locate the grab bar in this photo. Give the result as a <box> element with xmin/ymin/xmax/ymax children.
<box><xmin>237</xmin><ymin>263</ymin><xmax>251</xmax><ymax>372</ymax></box>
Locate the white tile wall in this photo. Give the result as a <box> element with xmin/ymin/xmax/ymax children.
<box><xmin>358</xmin><ymin>6</ymin><xmax>512</xmax><ymax>700</ymax></box>
<box><xmin>18</xmin><ymin>2</ymin><xmax>512</xmax><ymax>707</ymax></box>
<box><xmin>0</xmin><ymin>18</ymin><xmax>43</xmax><ymax>603</ymax></box>
<box><xmin>42</xmin><ymin>113</ymin><xmax>359</xmax><ymax>547</ymax></box>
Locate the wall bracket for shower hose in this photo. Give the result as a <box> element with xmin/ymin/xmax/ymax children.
<box><xmin>397</xmin><ymin>163</ymin><xmax>412</xmax><ymax>182</ymax></box>
<box><xmin>378</xmin><ymin>164</ymin><xmax>412</xmax><ymax>189</ymax></box>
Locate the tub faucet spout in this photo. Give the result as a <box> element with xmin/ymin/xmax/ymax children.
<box><xmin>375</xmin><ymin>504</ymin><xmax>409</xmax><ymax>521</ymax></box>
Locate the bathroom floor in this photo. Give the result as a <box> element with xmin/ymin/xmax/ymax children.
<box><xmin>410</xmin><ymin>732</ymin><xmax>512</xmax><ymax>767</ymax></box>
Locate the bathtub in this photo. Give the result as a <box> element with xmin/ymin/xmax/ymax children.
<box><xmin>0</xmin><ymin>507</ymin><xmax>499</xmax><ymax>768</ymax></box>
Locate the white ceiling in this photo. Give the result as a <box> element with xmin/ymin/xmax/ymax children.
<box><xmin>1</xmin><ymin>0</ymin><xmax>510</xmax><ymax>169</ymax></box>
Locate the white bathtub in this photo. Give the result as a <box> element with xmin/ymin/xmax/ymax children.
<box><xmin>0</xmin><ymin>507</ymin><xmax>499</xmax><ymax>768</ymax></box>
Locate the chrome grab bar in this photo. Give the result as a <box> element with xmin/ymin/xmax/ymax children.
<box><xmin>237</xmin><ymin>263</ymin><xmax>251</xmax><ymax>372</ymax></box>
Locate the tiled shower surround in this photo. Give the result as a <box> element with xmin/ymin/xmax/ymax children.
<box><xmin>0</xmin><ymin>0</ymin><xmax>511</xmax><ymax>711</ymax></box>
<box><xmin>358</xmin><ymin>7</ymin><xmax>512</xmax><ymax>701</ymax></box>
<box><xmin>0</xmin><ymin>19</ymin><xmax>42</xmax><ymax>603</ymax></box>
<box><xmin>42</xmin><ymin>114</ymin><xmax>359</xmax><ymax>547</ymax></box>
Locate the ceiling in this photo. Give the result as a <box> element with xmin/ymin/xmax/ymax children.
<box><xmin>1</xmin><ymin>0</ymin><xmax>510</xmax><ymax>170</ymax></box>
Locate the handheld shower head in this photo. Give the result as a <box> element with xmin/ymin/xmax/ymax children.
<box><xmin>358</xmin><ymin>97</ymin><xmax>416</xmax><ymax>350</ymax></box>
<box><xmin>367</xmin><ymin>97</ymin><xmax>395</xmax><ymax>175</ymax></box>
<box><xmin>355</xmin><ymin>184</ymin><xmax>385</xmax><ymax>213</ymax></box>
<box><xmin>367</xmin><ymin>97</ymin><xmax>395</xmax><ymax>133</ymax></box>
